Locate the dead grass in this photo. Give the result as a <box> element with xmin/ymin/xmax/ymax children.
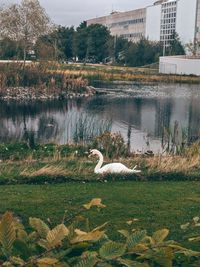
<box><xmin>20</xmin><ymin>164</ymin><xmax>68</xmax><ymax>177</ymax></box>
<box><xmin>145</xmin><ymin>154</ymin><xmax>200</xmax><ymax>173</ymax></box>
<box><xmin>51</xmin><ymin>64</ymin><xmax>200</xmax><ymax>83</ymax></box>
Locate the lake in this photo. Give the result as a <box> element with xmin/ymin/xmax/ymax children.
<box><xmin>0</xmin><ymin>82</ymin><xmax>200</xmax><ymax>153</ymax></box>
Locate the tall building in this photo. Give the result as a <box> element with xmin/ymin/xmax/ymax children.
<box><xmin>87</xmin><ymin>8</ymin><xmax>146</xmax><ymax>43</ymax></box>
<box><xmin>87</xmin><ymin>0</ymin><xmax>200</xmax><ymax>53</ymax></box>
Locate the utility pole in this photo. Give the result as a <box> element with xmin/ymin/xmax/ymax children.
<box><xmin>194</xmin><ymin>0</ymin><xmax>199</xmax><ymax>56</ymax></box>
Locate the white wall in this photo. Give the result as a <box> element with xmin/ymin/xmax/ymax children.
<box><xmin>146</xmin><ymin>4</ymin><xmax>161</xmax><ymax>41</ymax></box>
<box><xmin>176</xmin><ymin>0</ymin><xmax>197</xmax><ymax>44</ymax></box>
<box><xmin>159</xmin><ymin>56</ymin><xmax>200</xmax><ymax>76</ymax></box>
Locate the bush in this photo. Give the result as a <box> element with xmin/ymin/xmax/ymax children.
<box><xmin>0</xmin><ymin>199</ymin><xmax>200</xmax><ymax>266</ymax></box>
<box><xmin>92</xmin><ymin>132</ymin><xmax>129</xmax><ymax>159</ymax></box>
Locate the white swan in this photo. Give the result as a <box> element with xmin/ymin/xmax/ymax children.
<box><xmin>89</xmin><ymin>149</ymin><xmax>141</xmax><ymax>174</ymax></box>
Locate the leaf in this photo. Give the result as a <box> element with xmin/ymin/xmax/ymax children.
<box><xmin>188</xmin><ymin>236</ymin><xmax>200</xmax><ymax>242</ymax></box>
<box><xmin>37</xmin><ymin>257</ymin><xmax>59</xmax><ymax>267</ymax></box>
<box><xmin>0</xmin><ymin>212</ymin><xmax>16</xmax><ymax>256</ymax></box>
<box><xmin>71</xmin><ymin>229</ymin><xmax>105</xmax><ymax>244</ymax></box>
<box><xmin>152</xmin><ymin>229</ymin><xmax>169</xmax><ymax>244</ymax></box>
<box><xmin>74</xmin><ymin>256</ymin><xmax>97</xmax><ymax>267</ymax></box>
<box><xmin>193</xmin><ymin>216</ymin><xmax>200</xmax><ymax>223</ymax></box>
<box><xmin>130</xmin><ymin>244</ymin><xmax>149</xmax><ymax>254</ymax></box>
<box><xmin>180</xmin><ymin>223</ymin><xmax>190</xmax><ymax>230</ymax></box>
<box><xmin>46</xmin><ymin>224</ymin><xmax>69</xmax><ymax>248</ymax></box>
<box><xmin>153</xmin><ymin>247</ymin><xmax>173</xmax><ymax>267</ymax></box>
<box><xmin>97</xmin><ymin>264</ymin><xmax>113</xmax><ymax>267</ymax></box>
<box><xmin>2</xmin><ymin>262</ymin><xmax>14</xmax><ymax>267</ymax></box>
<box><xmin>13</xmin><ymin>239</ymin><xmax>32</xmax><ymax>260</ymax></box>
<box><xmin>127</xmin><ymin>231</ymin><xmax>146</xmax><ymax>249</ymax></box>
<box><xmin>118</xmin><ymin>230</ymin><xmax>129</xmax><ymax>238</ymax></box>
<box><xmin>92</xmin><ymin>222</ymin><xmax>108</xmax><ymax>232</ymax></box>
<box><xmin>38</xmin><ymin>239</ymin><xmax>49</xmax><ymax>250</ymax></box>
<box><xmin>83</xmin><ymin>198</ymin><xmax>106</xmax><ymax>210</ymax></box>
<box><xmin>99</xmin><ymin>241</ymin><xmax>126</xmax><ymax>260</ymax></box>
<box><xmin>10</xmin><ymin>256</ymin><xmax>25</xmax><ymax>266</ymax></box>
<box><xmin>117</xmin><ymin>258</ymin><xmax>149</xmax><ymax>267</ymax></box>
<box><xmin>29</xmin><ymin>217</ymin><xmax>50</xmax><ymax>239</ymax></box>
<box><xmin>17</xmin><ymin>229</ymin><xmax>28</xmax><ymax>241</ymax></box>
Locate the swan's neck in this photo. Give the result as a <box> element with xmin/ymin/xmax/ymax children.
<box><xmin>95</xmin><ymin>151</ymin><xmax>104</xmax><ymax>173</ymax></box>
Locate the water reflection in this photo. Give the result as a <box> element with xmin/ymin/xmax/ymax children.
<box><xmin>0</xmin><ymin>83</ymin><xmax>199</xmax><ymax>153</ymax></box>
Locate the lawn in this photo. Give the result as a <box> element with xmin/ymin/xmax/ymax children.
<box><xmin>1</xmin><ymin>181</ymin><xmax>200</xmax><ymax>245</ymax></box>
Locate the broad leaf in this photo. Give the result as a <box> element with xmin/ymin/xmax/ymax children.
<box><xmin>10</xmin><ymin>256</ymin><xmax>25</xmax><ymax>266</ymax></box>
<box><xmin>29</xmin><ymin>218</ymin><xmax>50</xmax><ymax>239</ymax></box>
<box><xmin>71</xmin><ymin>229</ymin><xmax>105</xmax><ymax>244</ymax></box>
<box><xmin>118</xmin><ymin>229</ymin><xmax>129</xmax><ymax>238</ymax></box>
<box><xmin>46</xmin><ymin>224</ymin><xmax>69</xmax><ymax>248</ymax></box>
<box><xmin>99</xmin><ymin>241</ymin><xmax>126</xmax><ymax>260</ymax></box>
<box><xmin>153</xmin><ymin>247</ymin><xmax>173</xmax><ymax>267</ymax></box>
<box><xmin>74</xmin><ymin>256</ymin><xmax>97</xmax><ymax>267</ymax></box>
<box><xmin>0</xmin><ymin>212</ymin><xmax>16</xmax><ymax>256</ymax></box>
<box><xmin>127</xmin><ymin>231</ymin><xmax>146</xmax><ymax>249</ymax></box>
<box><xmin>152</xmin><ymin>229</ymin><xmax>169</xmax><ymax>244</ymax></box>
<box><xmin>37</xmin><ymin>257</ymin><xmax>59</xmax><ymax>267</ymax></box>
<box><xmin>117</xmin><ymin>258</ymin><xmax>150</xmax><ymax>267</ymax></box>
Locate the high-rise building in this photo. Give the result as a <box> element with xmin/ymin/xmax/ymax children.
<box><xmin>87</xmin><ymin>0</ymin><xmax>200</xmax><ymax>53</ymax></box>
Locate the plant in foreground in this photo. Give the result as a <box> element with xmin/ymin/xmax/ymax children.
<box><xmin>0</xmin><ymin>199</ymin><xmax>200</xmax><ymax>266</ymax></box>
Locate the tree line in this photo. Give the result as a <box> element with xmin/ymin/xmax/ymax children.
<box><xmin>0</xmin><ymin>0</ymin><xmax>185</xmax><ymax>67</ymax></box>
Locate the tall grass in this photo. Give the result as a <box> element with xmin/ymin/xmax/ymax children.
<box><xmin>73</xmin><ymin>114</ymin><xmax>112</xmax><ymax>144</ymax></box>
<box><xmin>0</xmin><ymin>62</ymin><xmax>88</xmax><ymax>95</ymax></box>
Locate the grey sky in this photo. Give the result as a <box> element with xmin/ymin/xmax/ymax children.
<box><xmin>1</xmin><ymin>0</ymin><xmax>155</xmax><ymax>27</ymax></box>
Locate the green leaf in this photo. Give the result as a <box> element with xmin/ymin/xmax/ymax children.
<box><xmin>0</xmin><ymin>212</ymin><xmax>16</xmax><ymax>257</ymax></box>
<box><xmin>13</xmin><ymin>239</ymin><xmax>32</xmax><ymax>260</ymax></box>
<box><xmin>127</xmin><ymin>231</ymin><xmax>146</xmax><ymax>249</ymax></box>
<box><xmin>117</xmin><ymin>258</ymin><xmax>150</xmax><ymax>267</ymax></box>
<box><xmin>29</xmin><ymin>217</ymin><xmax>50</xmax><ymax>239</ymax></box>
<box><xmin>99</xmin><ymin>241</ymin><xmax>126</xmax><ymax>260</ymax></box>
<box><xmin>74</xmin><ymin>256</ymin><xmax>97</xmax><ymax>267</ymax></box>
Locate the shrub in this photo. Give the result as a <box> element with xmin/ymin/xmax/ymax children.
<box><xmin>92</xmin><ymin>132</ymin><xmax>129</xmax><ymax>159</ymax></box>
<box><xmin>0</xmin><ymin>199</ymin><xmax>200</xmax><ymax>266</ymax></box>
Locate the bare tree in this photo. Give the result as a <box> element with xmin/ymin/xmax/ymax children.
<box><xmin>0</xmin><ymin>0</ymin><xmax>53</xmax><ymax>64</ymax></box>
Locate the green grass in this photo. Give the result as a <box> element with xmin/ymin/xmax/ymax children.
<box><xmin>1</xmin><ymin>181</ymin><xmax>200</xmax><ymax>245</ymax></box>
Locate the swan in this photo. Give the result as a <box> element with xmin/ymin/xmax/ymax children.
<box><xmin>89</xmin><ymin>149</ymin><xmax>141</xmax><ymax>174</ymax></box>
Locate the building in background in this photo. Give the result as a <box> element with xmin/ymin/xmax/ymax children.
<box><xmin>87</xmin><ymin>8</ymin><xmax>146</xmax><ymax>43</ymax></box>
<box><xmin>87</xmin><ymin>0</ymin><xmax>200</xmax><ymax>54</ymax></box>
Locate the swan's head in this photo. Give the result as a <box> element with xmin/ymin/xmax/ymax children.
<box><xmin>88</xmin><ymin>149</ymin><xmax>101</xmax><ymax>158</ymax></box>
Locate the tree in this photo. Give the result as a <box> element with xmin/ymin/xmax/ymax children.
<box><xmin>125</xmin><ymin>38</ymin><xmax>162</xmax><ymax>67</ymax></box>
<box><xmin>75</xmin><ymin>21</ymin><xmax>88</xmax><ymax>61</ymax></box>
<box><xmin>0</xmin><ymin>0</ymin><xmax>53</xmax><ymax>64</ymax></box>
<box><xmin>0</xmin><ymin>38</ymin><xmax>23</xmax><ymax>59</ymax></box>
<box><xmin>169</xmin><ymin>32</ymin><xmax>185</xmax><ymax>55</ymax></box>
<box><xmin>56</xmin><ymin>26</ymin><xmax>76</xmax><ymax>60</ymax></box>
<box><xmin>86</xmin><ymin>24</ymin><xmax>110</xmax><ymax>62</ymax></box>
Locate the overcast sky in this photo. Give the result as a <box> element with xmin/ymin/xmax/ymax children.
<box><xmin>1</xmin><ymin>0</ymin><xmax>155</xmax><ymax>27</ymax></box>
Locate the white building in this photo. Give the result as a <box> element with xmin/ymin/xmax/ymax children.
<box><xmin>87</xmin><ymin>0</ymin><xmax>200</xmax><ymax>52</ymax></box>
<box><xmin>159</xmin><ymin>55</ymin><xmax>200</xmax><ymax>75</ymax></box>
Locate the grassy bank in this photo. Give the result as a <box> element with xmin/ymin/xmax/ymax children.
<box><xmin>54</xmin><ymin>63</ymin><xmax>200</xmax><ymax>84</ymax></box>
<box><xmin>0</xmin><ymin>142</ymin><xmax>199</xmax><ymax>185</ymax></box>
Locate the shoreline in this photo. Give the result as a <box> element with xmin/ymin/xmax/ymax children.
<box><xmin>0</xmin><ymin>85</ymin><xmax>97</xmax><ymax>101</ymax></box>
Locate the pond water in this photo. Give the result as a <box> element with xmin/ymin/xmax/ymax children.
<box><xmin>0</xmin><ymin>82</ymin><xmax>200</xmax><ymax>153</ymax></box>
